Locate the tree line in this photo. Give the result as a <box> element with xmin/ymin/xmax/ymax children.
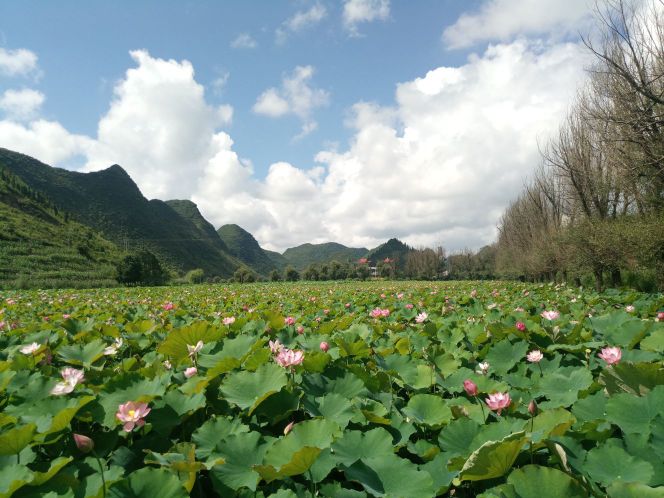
<box><xmin>495</xmin><ymin>0</ymin><xmax>664</xmax><ymax>291</ymax></box>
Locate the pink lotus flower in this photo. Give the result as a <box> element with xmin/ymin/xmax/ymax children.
<box><xmin>380</xmin><ymin>309</ymin><xmax>390</xmax><ymax>317</ymax></box>
<box><xmin>269</xmin><ymin>339</ymin><xmax>284</xmax><ymax>353</ymax></box>
<box><xmin>485</xmin><ymin>392</ymin><xmax>511</xmax><ymax>415</ymax></box>
<box><xmin>187</xmin><ymin>340</ymin><xmax>204</xmax><ymax>357</ymax></box>
<box><xmin>657</xmin><ymin>311</ymin><xmax>664</xmax><ymax>321</ymax></box>
<box><xmin>184</xmin><ymin>367</ymin><xmax>198</xmax><ymax>378</ymax></box>
<box><xmin>116</xmin><ymin>401</ymin><xmax>151</xmax><ymax>432</ymax></box>
<box><xmin>515</xmin><ymin>321</ymin><xmax>526</xmax><ymax>331</ymax></box>
<box><xmin>62</xmin><ymin>314</ymin><xmax>71</xmax><ymax>320</ymax></box>
<box><xmin>415</xmin><ymin>312</ymin><xmax>428</xmax><ymax>323</ymax></box>
<box><xmin>370</xmin><ymin>308</ymin><xmax>383</xmax><ymax>318</ymax></box>
<box><xmin>526</xmin><ymin>350</ymin><xmax>543</xmax><ymax>363</ymax></box>
<box><xmin>162</xmin><ymin>302</ymin><xmax>175</xmax><ymax>311</ymax></box>
<box><xmin>20</xmin><ymin>342</ymin><xmax>40</xmax><ymax>355</ymax></box>
<box><xmin>275</xmin><ymin>348</ymin><xmax>305</xmax><ymax>368</ymax></box>
<box><xmin>73</xmin><ymin>433</ymin><xmax>94</xmax><ymax>453</ymax></box>
<box><xmin>358</xmin><ymin>258</ymin><xmax>368</xmax><ymax>264</ymax></box>
<box><xmin>323</xmin><ymin>309</ymin><xmax>329</xmax><ymax>315</ymax></box>
<box><xmin>625</xmin><ymin>305</ymin><xmax>635</xmax><ymax>313</ymax></box>
<box><xmin>297</xmin><ymin>325</ymin><xmax>305</xmax><ymax>334</ymax></box>
<box><xmin>397</xmin><ymin>293</ymin><xmax>404</xmax><ymax>299</ymax></box>
<box><xmin>514</xmin><ymin>307</ymin><xmax>525</xmax><ymax>312</ymax></box>
<box><xmin>470</xmin><ymin>290</ymin><xmax>477</xmax><ymax>298</ymax></box>
<box><xmin>541</xmin><ymin>310</ymin><xmax>560</xmax><ymax>320</ymax></box>
<box><xmin>320</xmin><ymin>341</ymin><xmax>329</xmax><ymax>352</ymax></box>
<box><xmin>284</xmin><ymin>421</ymin><xmax>295</xmax><ymax>435</ymax></box>
<box><xmin>463</xmin><ymin>379</ymin><xmax>478</xmax><ymax>396</ymax></box>
<box><xmin>405</xmin><ymin>303</ymin><xmax>414</xmax><ymax>310</ymax></box>
<box><xmin>222</xmin><ymin>316</ymin><xmax>236</xmax><ymax>326</ymax></box>
<box><xmin>598</xmin><ymin>346</ymin><xmax>621</xmax><ymax>365</ymax></box>
<box><xmin>51</xmin><ymin>367</ymin><xmax>85</xmax><ymax>396</ymax></box>
<box><xmin>284</xmin><ymin>316</ymin><xmax>295</xmax><ymax>326</ymax></box>
<box><xmin>345</xmin><ymin>303</ymin><xmax>351</xmax><ymax>308</ymax></box>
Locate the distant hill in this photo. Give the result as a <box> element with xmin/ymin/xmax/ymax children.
<box><xmin>366</xmin><ymin>238</ymin><xmax>412</xmax><ymax>265</ymax></box>
<box><xmin>217</xmin><ymin>224</ymin><xmax>279</xmax><ymax>276</ymax></box>
<box><xmin>0</xmin><ymin>164</ymin><xmax>120</xmax><ymax>288</ymax></box>
<box><xmin>264</xmin><ymin>249</ymin><xmax>289</xmax><ymax>269</ymax></box>
<box><xmin>0</xmin><ymin>148</ymin><xmax>239</xmax><ymax>278</ymax></box>
<box><xmin>282</xmin><ymin>242</ymin><xmax>368</xmax><ymax>270</ymax></box>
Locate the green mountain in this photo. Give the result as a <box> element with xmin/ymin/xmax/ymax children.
<box><xmin>217</xmin><ymin>224</ymin><xmax>279</xmax><ymax>276</ymax></box>
<box><xmin>366</xmin><ymin>238</ymin><xmax>412</xmax><ymax>265</ymax></box>
<box><xmin>0</xmin><ymin>148</ymin><xmax>239</xmax><ymax>278</ymax></box>
<box><xmin>0</xmin><ymin>164</ymin><xmax>120</xmax><ymax>288</ymax></box>
<box><xmin>281</xmin><ymin>242</ymin><xmax>368</xmax><ymax>270</ymax></box>
<box><xmin>264</xmin><ymin>249</ymin><xmax>289</xmax><ymax>269</ymax></box>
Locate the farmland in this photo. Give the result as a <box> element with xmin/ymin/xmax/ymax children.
<box><xmin>1</xmin><ymin>281</ymin><xmax>663</xmax><ymax>497</ymax></box>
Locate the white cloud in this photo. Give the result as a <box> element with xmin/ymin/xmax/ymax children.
<box><xmin>0</xmin><ymin>42</ymin><xmax>588</xmax><ymax>252</ymax></box>
<box><xmin>443</xmin><ymin>0</ymin><xmax>593</xmax><ymax>49</ymax></box>
<box><xmin>252</xmin><ymin>65</ymin><xmax>329</xmax><ymax>138</ymax></box>
<box><xmin>230</xmin><ymin>33</ymin><xmax>257</xmax><ymax>49</ymax></box>
<box><xmin>0</xmin><ymin>119</ymin><xmax>94</xmax><ymax>165</ymax></box>
<box><xmin>0</xmin><ymin>47</ymin><xmax>39</xmax><ymax>76</ymax></box>
<box><xmin>343</xmin><ymin>0</ymin><xmax>390</xmax><ymax>35</ymax></box>
<box><xmin>82</xmin><ymin>50</ymin><xmax>234</xmax><ymax>199</ymax></box>
<box><xmin>0</xmin><ymin>89</ymin><xmax>45</xmax><ymax>121</ymax></box>
<box><xmin>276</xmin><ymin>3</ymin><xmax>327</xmax><ymax>44</ymax></box>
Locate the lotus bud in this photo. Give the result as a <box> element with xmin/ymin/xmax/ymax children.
<box><xmin>73</xmin><ymin>433</ymin><xmax>94</xmax><ymax>453</ymax></box>
<box><xmin>320</xmin><ymin>341</ymin><xmax>330</xmax><ymax>352</ymax></box>
<box><xmin>528</xmin><ymin>400</ymin><xmax>537</xmax><ymax>416</ymax></box>
<box><xmin>463</xmin><ymin>379</ymin><xmax>478</xmax><ymax>397</ymax></box>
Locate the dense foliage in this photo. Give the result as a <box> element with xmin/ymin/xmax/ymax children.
<box><xmin>0</xmin><ymin>281</ymin><xmax>662</xmax><ymax>497</ymax></box>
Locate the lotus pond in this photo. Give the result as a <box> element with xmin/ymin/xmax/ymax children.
<box><xmin>0</xmin><ymin>281</ymin><xmax>663</xmax><ymax>497</ymax></box>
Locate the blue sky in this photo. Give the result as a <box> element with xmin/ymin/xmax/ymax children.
<box><xmin>0</xmin><ymin>0</ymin><xmax>596</xmax><ymax>251</ymax></box>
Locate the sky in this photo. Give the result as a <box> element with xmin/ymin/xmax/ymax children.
<box><xmin>0</xmin><ymin>0</ymin><xmax>598</xmax><ymax>252</ymax></box>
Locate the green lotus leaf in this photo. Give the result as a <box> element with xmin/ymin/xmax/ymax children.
<box><xmin>219</xmin><ymin>362</ymin><xmax>287</xmax><ymax>414</ymax></box>
<box><xmin>0</xmin><ymin>463</ymin><xmax>33</xmax><ymax>497</ymax></box>
<box><xmin>438</xmin><ymin>418</ymin><xmax>481</xmax><ymax>458</ymax></box>
<box><xmin>332</xmin><ymin>428</ymin><xmax>395</xmax><ymax>467</ymax></box>
<box><xmin>191</xmin><ymin>416</ymin><xmax>250</xmax><ymax>461</ymax></box>
<box><xmin>589</xmin><ymin>313</ymin><xmax>649</xmax><ymax>348</ymax></box>
<box><xmin>261</xmin><ymin>419</ymin><xmax>340</xmax><ymax>470</ymax></box>
<box><xmin>108</xmin><ymin>467</ymin><xmax>188</xmax><ymax>498</ymax></box>
<box><xmin>459</xmin><ymin>431</ymin><xmax>528</xmax><ymax>482</ymax></box>
<box><xmin>30</xmin><ymin>456</ymin><xmax>73</xmax><ymax>486</ymax></box>
<box><xmin>0</xmin><ymin>423</ymin><xmax>36</xmax><ymax>455</ymax></box>
<box><xmin>208</xmin><ymin>432</ymin><xmax>268</xmax><ymax>492</ymax></box>
<box><xmin>538</xmin><ymin>367</ymin><xmax>593</xmax><ymax>408</ymax></box>
<box><xmin>605</xmin><ymin>386</ymin><xmax>664</xmax><ymax>435</ymax></box>
<box><xmin>304</xmin><ymin>392</ymin><xmax>356</xmax><ymax>428</ymax></box>
<box><xmin>156</xmin><ymin>321</ymin><xmax>224</xmax><ymax>362</ymax></box>
<box><xmin>640</xmin><ymin>329</ymin><xmax>664</xmax><ymax>353</ymax></box>
<box><xmin>506</xmin><ymin>465</ymin><xmax>586</xmax><ymax>497</ymax></box>
<box><xmin>599</xmin><ymin>362</ymin><xmax>664</xmax><ymax>396</ymax></box>
<box><xmin>402</xmin><ymin>394</ymin><xmax>452</xmax><ymax>427</ymax></box>
<box><xmin>302</xmin><ymin>351</ymin><xmax>331</xmax><ymax>373</ymax></box>
<box><xmin>584</xmin><ymin>443</ymin><xmax>654</xmax><ymax>487</ymax></box>
<box><xmin>344</xmin><ymin>454</ymin><xmax>435</xmax><ymax>497</ymax></box>
<box><xmin>607</xmin><ymin>481</ymin><xmax>664</xmax><ymax>497</ymax></box>
<box><xmin>529</xmin><ymin>408</ymin><xmax>576</xmax><ymax>442</ymax></box>
<box><xmin>483</xmin><ymin>339</ymin><xmax>529</xmax><ymax>375</ymax></box>
<box><xmin>254</xmin><ymin>446</ymin><xmax>322</xmax><ymax>483</ymax></box>
<box><xmin>57</xmin><ymin>339</ymin><xmax>106</xmax><ymax>367</ymax></box>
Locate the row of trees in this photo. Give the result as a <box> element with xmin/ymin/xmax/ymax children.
<box><xmin>496</xmin><ymin>0</ymin><xmax>664</xmax><ymax>291</ymax></box>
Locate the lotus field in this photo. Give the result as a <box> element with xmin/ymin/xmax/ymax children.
<box><xmin>1</xmin><ymin>281</ymin><xmax>663</xmax><ymax>498</ymax></box>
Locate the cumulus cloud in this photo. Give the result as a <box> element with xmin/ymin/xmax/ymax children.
<box><xmin>0</xmin><ymin>88</ymin><xmax>45</xmax><ymax>121</ymax></box>
<box><xmin>0</xmin><ymin>42</ymin><xmax>588</xmax><ymax>252</ymax></box>
<box><xmin>0</xmin><ymin>47</ymin><xmax>39</xmax><ymax>76</ymax></box>
<box><xmin>0</xmin><ymin>119</ymin><xmax>94</xmax><ymax>165</ymax></box>
<box><xmin>252</xmin><ymin>65</ymin><xmax>330</xmax><ymax>138</ymax></box>
<box><xmin>343</xmin><ymin>0</ymin><xmax>390</xmax><ymax>35</ymax></box>
<box><xmin>443</xmin><ymin>0</ymin><xmax>594</xmax><ymax>49</ymax></box>
<box><xmin>276</xmin><ymin>3</ymin><xmax>327</xmax><ymax>44</ymax></box>
<box><xmin>230</xmin><ymin>33</ymin><xmax>257</xmax><ymax>49</ymax></box>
